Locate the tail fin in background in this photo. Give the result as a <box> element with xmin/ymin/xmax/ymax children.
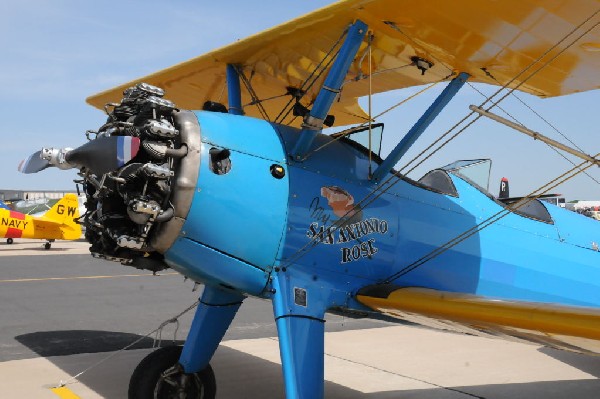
<box><xmin>41</xmin><ymin>194</ymin><xmax>81</xmax><ymax>239</ymax></box>
<box><xmin>499</xmin><ymin>177</ymin><xmax>509</xmax><ymax>199</ymax></box>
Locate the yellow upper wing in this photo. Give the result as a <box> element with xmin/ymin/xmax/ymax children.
<box><xmin>87</xmin><ymin>0</ymin><xmax>600</xmax><ymax>127</ymax></box>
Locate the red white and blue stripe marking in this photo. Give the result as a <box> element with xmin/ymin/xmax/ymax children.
<box><xmin>116</xmin><ymin>136</ymin><xmax>140</xmax><ymax>167</ymax></box>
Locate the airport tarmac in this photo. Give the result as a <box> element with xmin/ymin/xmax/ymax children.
<box><xmin>0</xmin><ymin>240</ymin><xmax>599</xmax><ymax>398</ymax></box>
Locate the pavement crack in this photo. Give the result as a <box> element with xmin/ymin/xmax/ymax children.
<box><xmin>324</xmin><ymin>352</ymin><xmax>487</xmax><ymax>399</ymax></box>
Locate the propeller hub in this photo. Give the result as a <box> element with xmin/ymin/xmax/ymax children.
<box><xmin>41</xmin><ymin>147</ymin><xmax>74</xmax><ymax>170</ymax></box>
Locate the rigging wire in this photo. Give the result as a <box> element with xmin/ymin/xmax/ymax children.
<box><xmin>374</xmin><ymin>8</ymin><xmax>600</xmax><ymax>275</ymax></box>
<box><xmin>276</xmin><ymin>46</ymin><xmax>342</xmax><ymax>125</ymax></box>
<box><xmin>300</xmin><ymin>81</ymin><xmax>439</xmax><ymax>160</ymax></box>
<box><xmin>355</xmin><ymin>9</ymin><xmax>600</xmax><ymax>208</ymax></box>
<box><xmin>400</xmin><ymin>13</ymin><xmax>600</xmax><ymax>179</ymax></box>
<box><xmin>382</xmin><ymin>153</ymin><xmax>599</xmax><ymax>283</ymax></box>
<box><xmin>478</xmin><ymin>10</ymin><xmax>600</xmax><ymax>113</ymax></box>
<box><xmin>368</xmin><ymin>33</ymin><xmax>373</xmax><ymax>177</ymax></box>
<box><xmin>236</xmin><ymin>66</ymin><xmax>272</xmax><ymax>122</ymax></box>
<box><xmin>277</xmin><ymin>11</ymin><xmax>600</xmax><ymax>272</ymax></box>
<box><xmin>350</xmin><ymin>13</ymin><xmax>600</xmax><ymax>275</ymax></box>
<box><xmin>217</xmin><ymin>78</ymin><xmax>227</xmax><ymax>103</ymax></box>
<box><xmin>274</xmin><ymin>26</ymin><xmax>349</xmax><ymax>125</ymax></box>
<box><xmin>244</xmin><ymin>92</ymin><xmax>290</xmax><ymax>107</ymax></box>
<box><xmin>511</xmin><ymin>92</ymin><xmax>595</xmax><ymax>158</ymax></box>
<box><xmin>378</xmin><ymin>9</ymin><xmax>599</xmax><ymax>179</ymax></box>
<box><xmin>372</xmin><ymin>81</ymin><xmax>440</xmax><ymax>120</ymax></box>
<box><xmin>340</xmin><ymin>38</ymin><xmax>413</xmax><ymax>87</ymax></box>
<box><xmin>469</xmin><ymin>81</ymin><xmax>600</xmax><ymax>187</ymax></box>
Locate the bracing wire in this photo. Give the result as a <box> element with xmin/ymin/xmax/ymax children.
<box><xmin>274</xmin><ymin>27</ymin><xmax>349</xmax><ymax>125</ymax></box>
<box><xmin>478</xmin><ymin>10</ymin><xmax>600</xmax><ymax>113</ymax></box>
<box><xmin>276</xmin><ymin>47</ymin><xmax>342</xmax><ymax>125</ymax></box>
<box><xmin>277</xmin><ymin>10</ymin><xmax>600</xmax><ymax>273</ymax></box>
<box><xmin>357</xmin><ymin>9</ymin><xmax>600</xmax><ymax>209</ymax></box>
<box><xmin>236</xmin><ymin>66</ymin><xmax>271</xmax><ymax>122</ymax></box>
<box><xmin>368</xmin><ymin>32</ymin><xmax>374</xmax><ymax>177</ymax></box>
<box><xmin>376</xmin><ymin>27</ymin><xmax>600</xmax><ymax>277</ymax></box>
<box><xmin>382</xmin><ymin>153</ymin><xmax>599</xmax><ymax>283</ymax></box>
<box><xmin>469</xmin><ymin>81</ymin><xmax>600</xmax><ymax>187</ymax></box>
<box><xmin>381</xmin><ymin>9</ymin><xmax>600</xmax><ymax>178</ymax></box>
<box><xmin>300</xmin><ymin>80</ymin><xmax>439</xmax><ymax>160</ymax></box>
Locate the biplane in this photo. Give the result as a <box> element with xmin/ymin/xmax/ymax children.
<box><xmin>19</xmin><ymin>0</ymin><xmax>600</xmax><ymax>398</ymax></box>
<box><xmin>0</xmin><ymin>194</ymin><xmax>81</xmax><ymax>249</ymax></box>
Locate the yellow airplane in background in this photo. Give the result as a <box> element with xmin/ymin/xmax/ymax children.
<box><xmin>0</xmin><ymin>194</ymin><xmax>81</xmax><ymax>249</ymax></box>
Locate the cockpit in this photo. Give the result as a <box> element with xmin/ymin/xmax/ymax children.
<box><xmin>333</xmin><ymin>126</ymin><xmax>553</xmax><ymax>224</ymax></box>
<box><xmin>423</xmin><ymin>159</ymin><xmax>554</xmax><ymax>224</ymax></box>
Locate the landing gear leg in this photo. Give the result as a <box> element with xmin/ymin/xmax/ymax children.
<box><xmin>272</xmin><ymin>272</ymin><xmax>326</xmax><ymax>399</ymax></box>
<box><xmin>128</xmin><ymin>285</ymin><xmax>245</xmax><ymax>399</ymax></box>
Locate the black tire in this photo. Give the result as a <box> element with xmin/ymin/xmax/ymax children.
<box><xmin>44</xmin><ymin>242</ymin><xmax>51</xmax><ymax>250</ymax></box>
<box><xmin>6</xmin><ymin>238</ymin><xmax>13</xmax><ymax>244</ymax></box>
<box><xmin>128</xmin><ymin>345</ymin><xmax>216</xmax><ymax>399</ymax></box>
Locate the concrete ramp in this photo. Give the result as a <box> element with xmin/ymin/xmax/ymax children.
<box><xmin>1</xmin><ymin>326</ymin><xmax>598</xmax><ymax>399</ymax></box>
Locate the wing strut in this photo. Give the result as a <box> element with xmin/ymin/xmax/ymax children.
<box><xmin>292</xmin><ymin>20</ymin><xmax>368</xmax><ymax>160</ymax></box>
<box><xmin>372</xmin><ymin>72</ymin><xmax>470</xmax><ymax>182</ymax></box>
<box><xmin>226</xmin><ymin>64</ymin><xmax>243</xmax><ymax>115</ymax></box>
<box><xmin>469</xmin><ymin>105</ymin><xmax>600</xmax><ymax>166</ymax></box>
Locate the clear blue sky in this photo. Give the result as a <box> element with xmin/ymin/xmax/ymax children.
<box><xmin>1</xmin><ymin>1</ymin><xmax>598</xmax><ymax>200</ymax></box>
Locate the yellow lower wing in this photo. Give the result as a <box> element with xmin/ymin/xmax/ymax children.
<box><xmin>357</xmin><ymin>286</ymin><xmax>600</xmax><ymax>355</ymax></box>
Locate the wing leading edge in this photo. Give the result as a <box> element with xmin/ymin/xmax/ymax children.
<box><xmin>357</xmin><ymin>285</ymin><xmax>600</xmax><ymax>355</ymax></box>
<box><xmin>86</xmin><ymin>0</ymin><xmax>600</xmax><ymax>127</ymax></box>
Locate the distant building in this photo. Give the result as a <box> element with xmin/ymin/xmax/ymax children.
<box><xmin>0</xmin><ymin>189</ymin><xmax>76</xmax><ymax>201</ymax></box>
<box><xmin>565</xmin><ymin>200</ymin><xmax>600</xmax><ymax>211</ymax></box>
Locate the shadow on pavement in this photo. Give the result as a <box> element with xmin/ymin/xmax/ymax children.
<box><xmin>13</xmin><ymin>330</ymin><xmax>600</xmax><ymax>399</ymax></box>
<box><xmin>15</xmin><ymin>330</ymin><xmax>183</xmax><ymax>357</ymax></box>
<box><xmin>539</xmin><ymin>346</ymin><xmax>600</xmax><ymax>378</ymax></box>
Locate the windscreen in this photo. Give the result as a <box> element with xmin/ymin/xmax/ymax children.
<box><xmin>442</xmin><ymin>159</ymin><xmax>492</xmax><ymax>192</ymax></box>
<box><xmin>331</xmin><ymin>123</ymin><xmax>384</xmax><ymax>158</ymax></box>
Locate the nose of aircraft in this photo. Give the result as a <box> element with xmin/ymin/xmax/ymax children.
<box><xmin>26</xmin><ymin>82</ymin><xmax>289</xmax><ymax>294</ymax></box>
<box><xmin>162</xmin><ymin>111</ymin><xmax>290</xmax><ymax>294</ymax></box>
<box><xmin>18</xmin><ymin>82</ymin><xmax>292</xmax><ymax>294</ymax></box>
<box><xmin>53</xmin><ymin>83</ymin><xmax>202</xmax><ymax>273</ymax></box>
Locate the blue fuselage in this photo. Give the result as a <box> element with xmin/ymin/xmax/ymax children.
<box><xmin>164</xmin><ymin>111</ymin><xmax>600</xmax><ymax>313</ymax></box>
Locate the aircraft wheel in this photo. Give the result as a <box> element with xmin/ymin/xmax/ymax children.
<box><xmin>44</xmin><ymin>242</ymin><xmax>51</xmax><ymax>250</ymax></box>
<box><xmin>6</xmin><ymin>238</ymin><xmax>13</xmax><ymax>244</ymax></box>
<box><xmin>128</xmin><ymin>345</ymin><xmax>216</xmax><ymax>399</ymax></box>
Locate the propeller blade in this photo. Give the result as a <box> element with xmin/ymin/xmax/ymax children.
<box><xmin>66</xmin><ymin>136</ymin><xmax>140</xmax><ymax>175</ymax></box>
<box><xmin>18</xmin><ymin>150</ymin><xmax>51</xmax><ymax>174</ymax></box>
